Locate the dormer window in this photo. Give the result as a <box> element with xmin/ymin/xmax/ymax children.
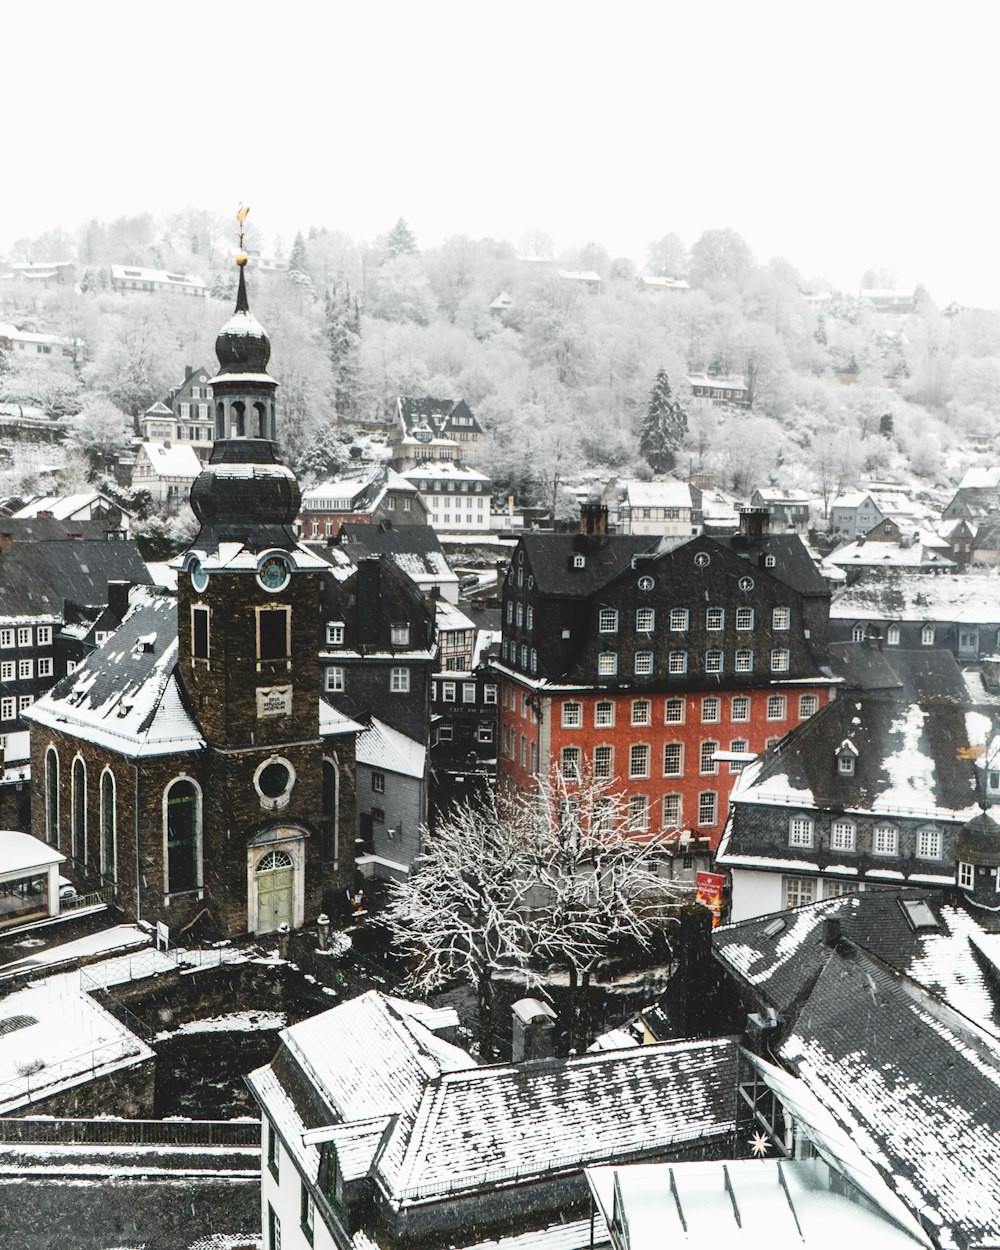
<box><xmin>836</xmin><ymin>738</ymin><xmax>858</xmax><ymax>776</ymax></box>
<box><xmin>572</xmin><ymin>554</ymin><xmax>586</xmax><ymax>569</ymax></box>
<box><xmin>921</xmin><ymin>624</ymin><xmax>935</xmax><ymax>646</ymax></box>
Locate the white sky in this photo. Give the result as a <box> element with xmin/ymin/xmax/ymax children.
<box><xmin>6</xmin><ymin>0</ymin><xmax>999</xmax><ymax>306</ymax></box>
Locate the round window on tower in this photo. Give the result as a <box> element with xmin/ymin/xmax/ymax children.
<box><xmin>190</xmin><ymin>558</ymin><xmax>209</xmax><ymax>593</ymax></box>
<box><xmin>257</xmin><ymin>552</ymin><xmax>291</xmax><ymax>593</ymax></box>
<box><xmin>254</xmin><ymin>756</ymin><xmax>296</xmax><ymax>810</ymax></box>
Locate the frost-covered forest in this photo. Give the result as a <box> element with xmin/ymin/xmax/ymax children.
<box><xmin>3</xmin><ymin>209</ymin><xmax>1000</xmax><ymax>517</ymax></box>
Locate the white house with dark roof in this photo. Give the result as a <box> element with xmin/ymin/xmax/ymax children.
<box><xmin>354</xmin><ymin>717</ymin><xmax>427</xmax><ymax>879</ymax></box>
<box><xmin>246</xmin><ymin>990</ymin><xmax>739</xmax><ymax>1250</ymax></box>
<box><xmin>130</xmin><ymin>441</ymin><xmax>202</xmax><ymax>509</ymax></box>
<box><xmin>109</xmin><ymin>264</ymin><xmax>207</xmax><ymax>297</ymax></box>
<box><xmin>617</xmin><ymin>480</ymin><xmax>702</xmax><ymax>536</ymax></box>
<box><xmin>401</xmin><ymin>462</ymin><xmax>493</xmax><ymax>533</ymax></box>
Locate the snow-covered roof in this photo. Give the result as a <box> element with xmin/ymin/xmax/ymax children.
<box><xmin>637</xmin><ymin>275</ymin><xmax>690</xmax><ymax>291</ymax></box>
<box><xmin>686</xmin><ymin>372</ymin><xmax>747</xmax><ymax>390</ymax></box>
<box><xmin>356</xmin><ymin>718</ymin><xmax>426</xmax><ymax>779</ymax></box>
<box><xmin>10</xmin><ymin>491</ymin><xmax>126</xmax><ymax>521</ymax></box>
<box><xmin>0</xmin><ymin>983</ymin><xmax>154</xmax><ymax>1114</ymax></box>
<box><xmin>136</xmin><ymin>442</ymin><xmax>202</xmax><ymax>479</ymax></box>
<box><xmin>557</xmin><ymin>269</ymin><xmax>602</xmax><ymax>283</ymax></box>
<box><xmin>831</xmin><ymin>570</ymin><xmax>1000</xmax><ymax>624</ymax></box>
<box><xmin>110</xmin><ymin>264</ymin><xmax>205</xmax><ymax>289</ymax></box>
<box><xmin>319</xmin><ymin>699</ymin><xmax>364</xmax><ymax>737</ymax></box>
<box><xmin>0</xmin><ymin>828</ymin><xmax>64</xmax><ymax>877</ymax></box>
<box><xmin>823</xmin><ymin>541</ymin><xmax>956</xmax><ymax>572</ymax></box>
<box><xmin>957</xmin><ymin>466</ymin><xmax>1000</xmax><ymax>491</ymax></box>
<box><xmin>434</xmin><ymin>599</ymin><xmax>475</xmax><ymax>633</ymax></box>
<box><xmin>587</xmin><ymin>1157</ymin><xmax>926</xmax><ymax>1249</ymax></box>
<box><xmin>25</xmin><ymin>585</ymin><xmax>205</xmax><ymax>758</ymax></box>
<box><xmin>622</xmin><ymin>480</ymin><xmax>695</xmax><ymax>509</ymax></box>
<box><xmin>402</xmin><ymin>462</ymin><xmax>492</xmax><ymax>484</ymax></box>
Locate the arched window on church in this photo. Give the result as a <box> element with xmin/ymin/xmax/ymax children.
<box><xmin>215</xmin><ymin>401</ymin><xmax>226</xmax><ymax>439</ymax></box>
<box><xmin>232</xmin><ymin>400</ymin><xmax>246</xmax><ymax>438</ymax></box>
<box><xmin>45</xmin><ymin>747</ymin><xmax>59</xmax><ymax>847</ymax></box>
<box><xmin>72</xmin><ymin>757</ymin><xmax>86</xmax><ymax>863</ymax></box>
<box><xmin>322</xmin><ymin>758</ymin><xmax>339</xmax><ymax>861</ymax></box>
<box><xmin>100</xmin><ymin>769</ymin><xmax>117</xmax><ymax>882</ymax></box>
<box><xmin>165</xmin><ymin>778</ymin><xmax>200</xmax><ymax>894</ymax></box>
<box><xmin>253</xmin><ymin>401</ymin><xmax>267</xmax><ymax>439</ymax></box>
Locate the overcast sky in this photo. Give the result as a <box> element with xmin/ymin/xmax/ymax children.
<box><xmin>6</xmin><ymin>0</ymin><xmax>997</xmax><ymax>305</ymax></box>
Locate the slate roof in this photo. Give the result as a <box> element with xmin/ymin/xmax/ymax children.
<box><xmin>356</xmin><ymin>718</ymin><xmax>426</xmax><ymax>779</ymax></box>
<box><xmin>24</xmin><ymin>585</ymin><xmax>204</xmax><ymax>758</ymax></box>
<box><xmin>0</xmin><ymin>538</ymin><xmax>152</xmax><ymax>621</ymax></box>
<box><xmin>377</xmin><ymin>1035</ymin><xmax>738</xmax><ymax>1202</ymax></box>
<box><xmin>829</xmin><ymin>643</ymin><xmax>971</xmax><ymax>700</ymax></box>
<box><xmin>776</xmin><ymin>948</ymin><xmax>1000</xmax><ymax>1250</ymax></box>
<box><xmin>396</xmin><ymin>397</ymin><xmax>483</xmax><ymax>438</ymax></box>
<box><xmin>519</xmin><ymin>533</ymin><xmax>650</xmax><ymax>597</ymax></box>
<box><xmin>711</xmin><ymin>533</ymin><xmax>829</xmax><ymax>597</ymax></box>
<box><xmin>722</xmin><ymin>649</ymin><xmax>984</xmax><ymax>826</ymax></box>
<box><xmin>0</xmin><ymin>517</ymin><xmax>126</xmax><ymax>543</ymax></box>
<box><xmin>336</xmin><ymin>523</ymin><xmax>458</xmax><ymax>584</ymax></box>
<box><xmin>714</xmin><ymin>889</ymin><xmax>1000</xmax><ymax>1031</ymax></box>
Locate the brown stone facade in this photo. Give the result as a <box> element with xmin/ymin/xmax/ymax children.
<box><xmin>30</xmin><ymin>721</ymin><xmax>356</xmax><ymax>940</ymax></box>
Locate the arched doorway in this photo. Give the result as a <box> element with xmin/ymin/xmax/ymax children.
<box><xmin>255</xmin><ymin>849</ymin><xmax>294</xmax><ymax>933</ymax></box>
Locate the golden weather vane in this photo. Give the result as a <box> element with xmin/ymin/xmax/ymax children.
<box><xmin>236</xmin><ymin>203</ymin><xmax>250</xmax><ymax>266</ymax></box>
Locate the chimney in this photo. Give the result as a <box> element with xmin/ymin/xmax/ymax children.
<box><xmin>0</xmin><ymin>532</ymin><xmax>12</xmax><ymax>552</ymax></box>
<box><xmin>107</xmin><ymin>580</ymin><xmax>131</xmax><ymax>622</ymax></box>
<box><xmin>738</xmin><ymin>505</ymin><xmax>771</xmax><ymax>538</ymax></box>
<box><xmin>579</xmin><ymin>499</ymin><xmax>608</xmax><ymax>536</ymax></box>
<box><xmin>511</xmin><ymin>998</ymin><xmax>557</xmax><ymax>1061</ymax></box>
<box><xmin>185</xmin><ymin>365</ymin><xmax>194</xmax><ymax>381</ymax></box>
<box><xmin>822</xmin><ymin>916</ymin><xmax>842</xmax><ymax>947</ymax></box>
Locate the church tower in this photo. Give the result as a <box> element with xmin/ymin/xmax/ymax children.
<box><xmin>174</xmin><ymin>242</ymin><xmax>345</xmax><ymax>935</ymax></box>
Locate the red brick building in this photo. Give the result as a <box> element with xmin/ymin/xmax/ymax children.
<box><xmin>496</xmin><ymin>506</ymin><xmax>837</xmax><ymax>851</ymax></box>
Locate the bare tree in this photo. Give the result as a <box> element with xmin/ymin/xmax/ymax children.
<box><xmin>385</xmin><ymin>773</ymin><xmax>690</xmax><ymax>1059</ymax></box>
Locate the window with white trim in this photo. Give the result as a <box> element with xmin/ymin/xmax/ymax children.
<box><xmin>665</xmin><ymin>698</ymin><xmax>684</xmax><ymax>724</ymax></box>
<box><xmin>390</xmin><ymin>667</ymin><xmax>410</xmax><ymax>693</ymax></box>
<box><xmin>669</xmin><ymin>608</ymin><xmax>689</xmax><ymax>631</ymax></box>
<box><xmin>593</xmin><ymin>744</ymin><xmax>613</xmax><ymax>778</ymax></box>
<box><xmin>697</xmin><ymin>792</ymin><xmax>717</xmax><ymax>825</ymax></box>
<box><xmin>701</xmin><ymin>696</ymin><xmax>720</xmax><ymax>723</ymax></box>
<box><xmin>462</xmin><ymin>682</ymin><xmax>476</xmax><ymax>703</ymax></box>
<box><xmin>705</xmin><ymin>649</ymin><xmax>723</xmax><ymax>673</ymax></box>
<box><xmin>325</xmin><ymin>666</ymin><xmax>345</xmax><ymax>692</ymax></box>
<box><xmin>390</xmin><ymin>623</ymin><xmax>411</xmax><ymax>646</ymax></box>
<box><xmin>731</xmin><ymin>695</ymin><xmax>750</xmax><ymax>722</ymax></box>
<box><xmin>959</xmin><ymin>861</ymin><xmax>974</xmax><ymax>889</ymax></box>
<box><xmin>635</xmin><ymin>608</ymin><xmax>655</xmax><ymax>632</ymax></box>
<box><xmin>700</xmin><ymin>741</ymin><xmax>718</xmax><ymax>774</ymax></box>
<box><xmin>632</xmin><ymin>699</ymin><xmax>651</xmax><ymax>726</ymax></box>
<box><xmin>735</xmin><ymin>607</ymin><xmax>754</xmax><ymax>630</ymax></box>
<box><xmin>561</xmin><ymin>746</ymin><xmax>581</xmax><ymax>780</ymax></box>
<box><xmin>595</xmin><ymin>700</ymin><xmax>615</xmax><ymax>727</ymax></box>
<box><xmin>629</xmin><ymin>744</ymin><xmax>650</xmax><ymax>778</ymax></box>
<box><xmin>628</xmin><ymin>795</ymin><xmax>650</xmax><ymax>832</ymax></box>
<box><xmin>799</xmin><ymin>694</ymin><xmax>819</xmax><ymax>718</ymax></box>
<box><xmin>784</xmin><ymin>876</ymin><xmax>815</xmax><ymax>908</ymax></box>
<box><xmin>852</xmin><ymin>625</ymin><xmax>866</xmax><ymax>643</ymax></box>
<box><xmin>598</xmin><ymin>608</ymin><xmax>619</xmax><ymax>633</ymax></box>
<box><xmin>873</xmin><ymin>823</ymin><xmax>898</xmax><ymax>856</ymax></box>
<box><xmin>770</xmin><ymin>648</ymin><xmax>790</xmax><ymax>672</ymax></box>
<box><xmin>442</xmin><ymin>681</ymin><xmax>456</xmax><ymax>702</ymax></box>
<box><xmin>917</xmin><ymin>827</ymin><xmax>941</xmax><ymax>859</ymax></box>
<box><xmin>772</xmin><ymin>607</ymin><xmax>790</xmax><ymax>630</ymax></box>
<box><xmin>326</xmin><ymin>622</ymin><xmax>345</xmax><ymax>645</ymax></box>
<box><xmin>706</xmin><ymin>607</ymin><xmax>724</xmax><ymax>630</ymax></box>
<box><xmin>831</xmin><ymin>819</ymin><xmax>856</xmax><ymax>851</ymax></box>
<box><xmin>887</xmin><ymin>624</ymin><xmax>900</xmax><ymax>646</ymax></box>
<box><xmin>0</xmin><ymin>661</ymin><xmax>12</xmax><ymax>680</ymax></box>
<box><xmin>921</xmin><ymin>625</ymin><xmax>935</xmax><ymax>646</ymax></box>
<box><xmin>766</xmin><ymin>694</ymin><xmax>786</xmax><ymax>720</ymax></box>
<box><xmin>729</xmin><ymin>740</ymin><xmax>750</xmax><ymax>772</ymax></box>
<box><xmin>17</xmin><ymin>627</ymin><xmax>31</xmax><ymax>647</ymax></box>
<box><xmin>634</xmin><ymin>650</ymin><xmax>653</xmax><ymax>675</ymax></box>
<box><xmin>597</xmin><ymin>652</ymin><xmax>618</xmax><ymax>676</ymax></box>
<box><xmin>663</xmin><ymin>794</ymin><xmax>682</xmax><ymax>828</ymax></box>
<box><xmin>484</xmin><ymin>684</ymin><xmax>497</xmax><ymax>703</ymax></box>
<box><xmin>668</xmin><ymin>651</ymin><xmax>687</xmax><ymax>674</ymax></box>
<box><xmin>562</xmin><ymin>701</ymin><xmax>583</xmax><ymax>728</ymax></box>
<box><xmin>789</xmin><ymin>816</ymin><xmax>814</xmax><ymax>847</ymax></box>
<box><xmin>735</xmin><ymin>649</ymin><xmax>753</xmax><ymax>673</ymax></box>
<box><xmin>663</xmin><ymin>743</ymin><xmax>683</xmax><ymax>776</ymax></box>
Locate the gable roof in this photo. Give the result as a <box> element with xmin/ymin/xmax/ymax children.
<box><xmin>355</xmin><ymin>718</ymin><xmax>426</xmax><ymax>779</ymax></box>
<box><xmin>714</xmin><ymin>889</ymin><xmax>1000</xmax><ymax>1033</ymax></box>
<box><xmin>0</xmin><ymin>538</ymin><xmax>152</xmax><ymax>623</ymax></box>
<box><xmin>776</xmin><ymin>947</ymin><xmax>1000</xmax><ymax>1250</ymax></box>
<box><xmin>136</xmin><ymin>442</ymin><xmax>202</xmax><ymax>479</ymax></box>
<box><xmin>396</xmin><ymin>397</ymin><xmax>483</xmax><ymax>438</ymax></box>
<box><xmin>25</xmin><ymin>585</ymin><xmax>204</xmax><ymax>758</ymax></box>
<box><xmin>831</xmin><ymin>570</ymin><xmax>1000</xmax><ymax>624</ymax></box>
<box><xmin>518</xmin><ymin>533</ymin><xmax>651</xmax><ymax>598</ymax></box>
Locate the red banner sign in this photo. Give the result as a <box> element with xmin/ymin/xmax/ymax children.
<box><xmin>696</xmin><ymin>871</ymin><xmax>726</xmax><ymax>925</ymax></box>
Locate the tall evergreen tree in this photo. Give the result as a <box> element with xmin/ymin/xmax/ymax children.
<box><xmin>288</xmin><ymin>231</ymin><xmax>308</xmax><ymax>275</ymax></box>
<box><xmin>325</xmin><ymin>282</ymin><xmax>362</xmax><ymax>420</ymax></box>
<box><xmin>640</xmin><ymin>369</ymin><xmax>687</xmax><ymax>473</ymax></box>
<box><xmin>385</xmin><ymin>217</ymin><xmax>418</xmax><ymax>258</ymax></box>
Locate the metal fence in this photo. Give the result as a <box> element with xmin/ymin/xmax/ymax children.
<box><xmin>0</xmin><ymin>1116</ymin><xmax>261</xmax><ymax>1147</ymax></box>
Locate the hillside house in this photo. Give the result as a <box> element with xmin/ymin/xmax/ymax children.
<box><xmin>617</xmin><ymin>480</ymin><xmax>703</xmax><ymax>537</ymax></box>
<box><xmin>131</xmin><ymin>442</ymin><xmax>202</xmax><ymax>509</ymax></box>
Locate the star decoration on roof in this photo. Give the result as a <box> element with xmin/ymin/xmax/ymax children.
<box><xmin>748</xmin><ymin>1130</ymin><xmax>771</xmax><ymax>1157</ymax></box>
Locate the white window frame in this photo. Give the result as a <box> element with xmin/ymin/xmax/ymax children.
<box><xmin>735</xmin><ymin>607</ymin><xmax>754</xmax><ymax>631</ymax></box>
<box><xmin>731</xmin><ymin>695</ymin><xmax>750</xmax><ymax>722</ymax></box>
<box><xmin>663</xmin><ymin>743</ymin><xmax>684</xmax><ymax>776</ymax></box>
<box><xmin>562</xmin><ymin>701</ymin><xmax>583</xmax><ymax>728</ymax></box>
<box><xmin>701</xmin><ymin>696</ymin><xmax>720</xmax><ymax>723</ymax></box>
<box><xmin>799</xmin><ymin>694</ymin><xmax>819</xmax><ymax>718</ymax></box>
<box><xmin>921</xmin><ymin>624</ymin><xmax>935</xmax><ymax>646</ymax></box>
<box><xmin>597</xmin><ymin>652</ymin><xmax>618</xmax><ymax>676</ymax></box>
<box><xmin>325</xmin><ymin>666</ymin><xmax>345</xmax><ymax>693</ymax></box>
<box><xmin>700</xmin><ymin>741</ymin><xmax>719</xmax><ymax>775</ymax></box>
<box><xmin>598</xmin><ymin>607</ymin><xmax>619</xmax><ymax>634</ymax></box>
<box><xmin>770</xmin><ymin>648</ymin><xmax>790</xmax><ymax>672</ymax></box>
<box><xmin>326</xmin><ymin>622</ymin><xmax>345</xmax><ymax>646</ymax></box>
<box><xmin>635</xmin><ymin>608</ymin><xmax>655</xmax><ymax>632</ymax></box>
<box><xmin>631</xmin><ymin>699</ymin><xmax>651</xmax><ymax>726</ymax></box>
<box><xmin>789</xmin><ymin>816</ymin><xmax>814</xmax><ymax>848</ymax></box>
<box><xmin>917</xmin><ymin>827</ymin><xmax>941</xmax><ymax>859</ymax></box>
<box><xmin>669</xmin><ymin>608</ymin><xmax>689</xmax><ymax>631</ymax></box>
<box><xmin>959</xmin><ymin>861</ymin><xmax>974</xmax><ymax>889</ymax></box>
<box><xmin>634</xmin><ymin>650</ymin><xmax>654</xmax><ymax>676</ymax></box>
<box><xmin>595</xmin><ymin>700</ymin><xmax>615</xmax><ymax>727</ymax></box>
<box><xmin>697</xmin><ymin>792</ymin><xmax>717</xmax><ymax>826</ymax></box>
<box><xmin>784</xmin><ymin>876</ymin><xmax>815</xmax><ymax>908</ymax></box>
<box><xmin>668</xmin><ymin>651</ymin><xmax>687</xmax><ymax>674</ymax></box>
<box><xmin>772</xmin><ymin>607</ymin><xmax>790</xmax><ymax>630</ymax></box>
<box><xmin>766</xmin><ymin>694</ymin><xmax>787</xmax><ymax>720</ymax></box>
<box><xmin>665</xmin><ymin>698</ymin><xmax>685</xmax><ymax>724</ymax></box>
<box><xmin>831</xmin><ymin>819</ymin><xmax>856</xmax><ymax>851</ymax></box>
<box><xmin>706</xmin><ymin>607</ymin><xmax>724</xmax><ymax>631</ymax></box>
<box><xmin>629</xmin><ymin>743</ymin><xmax>650</xmax><ymax>779</ymax></box>
<box><xmin>390</xmin><ymin>666</ymin><xmax>410</xmax><ymax>693</ymax></box>
<box><xmin>873</xmin><ymin>823</ymin><xmax>898</xmax><ymax>856</ymax></box>
<box><xmin>735</xmin><ymin>649</ymin><xmax>753</xmax><ymax>673</ymax></box>
<box><xmin>705</xmin><ymin>650</ymin><xmax>723</xmax><ymax>674</ymax></box>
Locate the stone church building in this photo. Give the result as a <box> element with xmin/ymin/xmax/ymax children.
<box><xmin>25</xmin><ymin>261</ymin><xmax>358</xmax><ymax>938</ymax></box>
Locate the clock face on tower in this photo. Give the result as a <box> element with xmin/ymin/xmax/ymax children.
<box><xmin>190</xmin><ymin>559</ymin><xmax>209</xmax><ymax>593</ymax></box>
<box><xmin>257</xmin><ymin>553</ymin><xmax>291</xmax><ymax>593</ymax></box>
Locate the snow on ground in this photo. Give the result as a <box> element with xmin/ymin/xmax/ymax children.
<box><xmin>154</xmin><ymin>1011</ymin><xmax>286</xmax><ymax>1041</ymax></box>
<box><xmin>0</xmin><ymin>925</ymin><xmax>150</xmax><ymax>977</ymax></box>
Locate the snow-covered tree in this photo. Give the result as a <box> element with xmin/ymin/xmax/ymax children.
<box><xmin>324</xmin><ymin>282</ymin><xmax>361</xmax><ymax>419</ymax></box>
<box><xmin>384</xmin><ymin>217</ymin><xmax>418</xmax><ymax>258</ymax></box>
<box><xmin>386</xmin><ymin>773</ymin><xmax>688</xmax><ymax>1058</ymax></box>
<box><xmin>64</xmin><ymin>396</ymin><xmax>132</xmax><ymax>475</ymax></box>
<box><xmin>639</xmin><ymin>369</ymin><xmax>687</xmax><ymax>473</ymax></box>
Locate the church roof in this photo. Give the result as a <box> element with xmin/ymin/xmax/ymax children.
<box><xmin>24</xmin><ymin>585</ymin><xmax>204</xmax><ymax>758</ymax></box>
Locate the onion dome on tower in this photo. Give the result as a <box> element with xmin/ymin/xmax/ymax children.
<box><xmin>184</xmin><ymin>248</ymin><xmax>313</xmax><ymax>559</ymax></box>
